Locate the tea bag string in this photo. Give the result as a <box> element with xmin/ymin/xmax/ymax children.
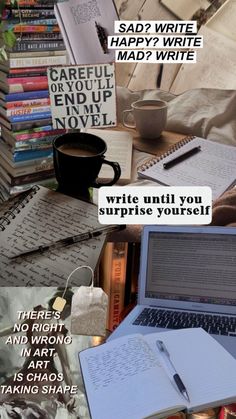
<box><xmin>62</xmin><ymin>265</ymin><xmax>94</xmax><ymax>299</ymax></box>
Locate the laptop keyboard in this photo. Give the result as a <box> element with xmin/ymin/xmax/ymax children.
<box><xmin>132</xmin><ymin>308</ymin><xmax>236</xmax><ymax>336</ymax></box>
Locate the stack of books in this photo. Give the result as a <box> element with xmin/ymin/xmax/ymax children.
<box><xmin>0</xmin><ymin>0</ymin><xmax>68</xmax><ymax>201</ymax></box>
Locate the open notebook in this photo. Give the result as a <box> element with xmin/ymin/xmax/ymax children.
<box><xmin>87</xmin><ymin>128</ymin><xmax>133</xmax><ymax>184</ymax></box>
<box><xmin>79</xmin><ymin>328</ymin><xmax>236</xmax><ymax>419</ymax></box>
<box><xmin>0</xmin><ymin>186</ymin><xmax>105</xmax><ymax>286</ymax></box>
<box><xmin>138</xmin><ymin>136</ymin><xmax>236</xmax><ymax>200</ymax></box>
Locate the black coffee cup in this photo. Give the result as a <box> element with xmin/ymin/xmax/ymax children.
<box><xmin>53</xmin><ymin>132</ymin><xmax>121</xmax><ymax>194</ymax></box>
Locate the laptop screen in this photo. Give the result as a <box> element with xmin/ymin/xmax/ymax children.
<box><xmin>146</xmin><ymin>231</ymin><xmax>236</xmax><ymax>306</ymax></box>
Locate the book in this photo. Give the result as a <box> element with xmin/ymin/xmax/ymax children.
<box><xmin>11</xmin><ymin>40</ymin><xmax>65</xmax><ymax>52</ymax></box>
<box><xmin>7</xmin><ymin>66</ymin><xmax>48</xmax><ymax>78</ymax></box>
<box><xmin>137</xmin><ymin>136</ymin><xmax>236</xmax><ymax>200</ymax></box>
<box><xmin>160</xmin><ymin>0</ymin><xmax>211</xmax><ymax>20</ymax></box>
<box><xmin>0</xmin><ymin>153</ymin><xmax>53</xmax><ymax>177</ymax></box>
<box><xmin>0</xmin><ymin>114</ymin><xmax>52</xmax><ymax>131</ymax></box>
<box><xmin>87</xmin><ymin>129</ymin><xmax>133</xmax><ymax>184</ymax></box>
<box><xmin>0</xmin><ymin>76</ymin><xmax>49</xmax><ymax>94</ymax></box>
<box><xmin>0</xmin><ymin>141</ymin><xmax>53</xmax><ymax>163</ymax></box>
<box><xmin>5</xmin><ymin>54</ymin><xmax>68</xmax><ymax>69</ymax></box>
<box><xmin>9</xmin><ymin>50</ymin><xmax>66</xmax><ymax>58</ymax></box>
<box><xmin>11</xmin><ymin>32</ymin><xmax>63</xmax><ymax>40</ymax></box>
<box><xmin>1</xmin><ymin>126</ymin><xmax>64</xmax><ymax>144</ymax></box>
<box><xmin>0</xmin><ymin>185</ymin><xmax>106</xmax><ymax>286</ymax></box>
<box><xmin>7</xmin><ymin>24</ymin><xmax>60</xmax><ymax>33</ymax></box>
<box><xmin>6</xmin><ymin>97</ymin><xmax>50</xmax><ymax>108</ymax></box>
<box><xmin>100</xmin><ymin>242</ymin><xmax>128</xmax><ymax>331</ymax></box>
<box><xmin>7</xmin><ymin>18</ymin><xmax>58</xmax><ymax>26</ymax></box>
<box><xmin>54</xmin><ymin>0</ymin><xmax>118</xmax><ymax>64</ymax></box>
<box><xmin>3</xmin><ymin>105</ymin><xmax>51</xmax><ymax>117</ymax></box>
<box><xmin>79</xmin><ymin>327</ymin><xmax>236</xmax><ymax>419</ymax></box>
<box><xmin>0</xmin><ymin>171</ymin><xmax>55</xmax><ymax>196</ymax></box>
<box><xmin>5</xmin><ymin>0</ymin><xmax>56</xmax><ymax>6</ymax></box>
<box><xmin>0</xmin><ymin>166</ymin><xmax>54</xmax><ymax>187</ymax></box>
<box><xmin>8</xmin><ymin>111</ymin><xmax>52</xmax><ymax>123</ymax></box>
<box><xmin>3</xmin><ymin>89</ymin><xmax>49</xmax><ymax>102</ymax></box>
<box><xmin>124</xmin><ymin>242</ymin><xmax>140</xmax><ymax>308</ymax></box>
<box><xmin>3</xmin><ymin>8</ymin><xmax>56</xmax><ymax>19</ymax></box>
<box><xmin>7</xmin><ymin>137</ymin><xmax>54</xmax><ymax>152</ymax></box>
<box><xmin>3</xmin><ymin>134</ymin><xmax>53</xmax><ymax>149</ymax></box>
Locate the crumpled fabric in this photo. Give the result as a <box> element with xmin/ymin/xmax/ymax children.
<box><xmin>211</xmin><ymin>188</ymin><xmax>236</xmax><ymax>226</ymax></box>
<box><xmin>117</xmin><ymin>86</ymin><xmax>236</xmax><ymax>146</ymax></box>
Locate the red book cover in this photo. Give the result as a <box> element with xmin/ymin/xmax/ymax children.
<box><xmin>7</xmin><ymin>77</ymin><xmax>48</xmax><ymax>93</ymax></box>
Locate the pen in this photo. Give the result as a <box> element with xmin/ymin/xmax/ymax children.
<box><xmin>156</xmin><ymin>340</ymin><xmax>190</xmax><ymax>403</ymax></box>
<box><xmin>9</xmin><ymin>225</ymin><xmax>126</xmax><ymax>259</ymax></box>
<box><xmin>163</xmin><ymin>146</ymin><xmax>201</xmax><ymax>170</ymax></box>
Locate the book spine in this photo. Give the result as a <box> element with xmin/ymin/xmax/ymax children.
<box><xmin>11</xmin><ymin>24</ymin><xmax>60</xmax><ymax>33</ymax></box>
<box><xmin>11</xmin><ymin>118</ymin><xmax>52</xmax><ymax>132</ymax></box>
<box><xmin>7</xmin><ymin>98</ymin><xmax>50</xmax><ymax>109</ymax></box>
<box><xmin>8</xmin><ymin>77</ymin><xmax>48</xmax><ymax>93</ymax></box>
<box><xmin>1</xmin><ymin>125</ymin><xmax>54</xmax><ymax>141</ymax></box>
<box><xmin>8</xmin><ymin>76</ymin><xmax>48</xmax><ymax>84</ymax></box>
<box><xmin>9</xmin><ymin>54</ymin><xmax>68</xmax><ymax>68</ymax></box>
<box><xmin>8</xmin><ymin>71</ymin><xmax>48</xmax><ymax>78</ymax></box>
<box><xmin>15</xmin><ymin>33</ymin><xmax>62</xmax><ymax>40</ymax></box>
<box><xmin>9</xmin><ymin>50</ymin><xmax>66</xmax><ymax>58</ymax></box>
<box><xmin>9</xmin><ymin>169</ymin><xmax>55</xmax><ymax>186</ymax></box>
<box><xmin>10</xmin><ymin>159</ymin><xmax>54</xmax><ymax>176</ymax></box>
<box><xmin>14</xmin><ymin>128</ymin><xmax>64</xmax><ymax>141</ymax></box>
<box><xmin>14</xmin><ymin>137</ymin><xmax>56</xmax><ymax>151</ymax></box>
<box><xmin>3</xmin><ymin>8</ymin><xmax>55</xmax><ymax>19</ymax></box>
<box><xmin>12</xmin><ymin>41</ymin><xmax>65</xmax><ymax>52</ymax></box>
<box><xmin>10</xmin><ymin>111</ymin><xmax>51</xmax><ymax>123</ymax></box>
<box><xmin>108</xmin><ymin>242</ymin><xmax>128</xmax><ymax>331</ymax></box>
<box><xmin>6</xmin><ymin>90</ymin><xmax>49</xmax><ymax>102</ymax></box>
<box><xmin>13</xmin><ymin>149</ymin><xmax>53</xmax><ymax>163</ymax></box>
<box><xmin>7</xmin><ymin>105</ymin><xmax>51</xmax><ymax>117</ymax></box>
<box><xmin>7</xmin><ymin>18</ymin><xmax>58</xmax><ymax>26</ymax></box>
<box><xmin>5</xmin><ymin>0</ymin><xmax>56</xmax><ymax>6</ymax></box>
<box><xmin>8</xmin><ymin>66</ymin><xmax>48</xmax><ymax>76</ymax></box>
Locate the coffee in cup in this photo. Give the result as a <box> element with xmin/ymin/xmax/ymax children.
<box><xmin>53</xmin><ymin>132</ymin><xmax>121</xmax><ymax>196</ymax></box>
<box><xmin>123</xmin><ymin>99</ymin><xmax>167</xmax><ymax>139</ymax></box>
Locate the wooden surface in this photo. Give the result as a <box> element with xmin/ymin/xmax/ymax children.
<box><xmin>115</xmin><ymin>123</ymin><xmax>184</xmax><ymax>155</ymax></box>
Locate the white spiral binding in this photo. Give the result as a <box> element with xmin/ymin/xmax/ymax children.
<box><xmin>138</xmin><ymin>136</ymin><xmax>195</xmax><ymax>172</ymax></box>
<box><xmin>0</xmin><ymin>185</ymin><xmax>39</xmax><ymax>231</ymax></box>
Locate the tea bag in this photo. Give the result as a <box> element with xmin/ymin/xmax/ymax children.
<box><xmin>53</xmin><ymin>265</ymin><xmax>108</xmax><ymax>336</ymax></box>
<box><xmin>71</xmin><ymin>284</ymin><xmax>108</xmax><ymax>337</ymax></box>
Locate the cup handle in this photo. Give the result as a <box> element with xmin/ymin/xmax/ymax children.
<box><xmin>92</xmin><ymin>160</ymin><xmax>121</xmax><ymax>188</ymax></box>
<box><xmin>123</xmin><ymin>109</ymin><xmax>136</xmax><ymax>129</ymax></box>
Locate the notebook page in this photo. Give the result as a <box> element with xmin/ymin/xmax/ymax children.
<box><xmin>79</xmin><ymin>334</ymin><xmax>183</xmax><ymax>419</ymax></box>
<box><xmin>170</xmin><ymin>27</ymin><xmax>236</xmax><ymax>94</ymax></box>
<box><xmin>160</xmin><ymin>0</ymin><xmax>210</xmax><ymax>20</ymax></box>
<box><xmin>206</xmin><ymin>0</ymin><xmax>236</xmax><ymax>43</ymax></box>
<box><xmin>146</xmin><ymin>328</ymin><xmax>236</xmax><ymax>412</ymax></box>
<box><xmin>0</xmin><ymin>186</ymin><xmax>105</xmax><ymax>286</ymax></box>
<box><xmin>138</xmin><ymin>137</ymin><xmax>236</xmax><ymax>200</ymax></box>
<box><xmin>87</xmin><ymin>129</ymin><xmax>133</xmax><ymax>184</ymax></box>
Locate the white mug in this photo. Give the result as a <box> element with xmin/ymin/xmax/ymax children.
<box><xmin>123</xmin><ymin>99</ymin><xmax>168</xmax><ymax>139</ymax></box>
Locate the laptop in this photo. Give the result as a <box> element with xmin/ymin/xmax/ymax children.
<box><xmin>109</xmin><ymin>225</ymin><xmax>236</xmax><ymax>358</ymax></box>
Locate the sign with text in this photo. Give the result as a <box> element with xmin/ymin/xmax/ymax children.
<box><xmin>47</xmin><ymin>63</ymin><xmax>116</xmax><ymax>130</ymax></box>
<box><xmin>99</xmin><ymin>186</ymin><xmax>212</xmax><ymax>225</ymax></box>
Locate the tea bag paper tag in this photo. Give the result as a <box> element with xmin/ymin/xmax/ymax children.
<box><xmin>52</xmin><ymin>296</ymin><xmax>67</xmax><ymax>312</ymax></box>
<box><xmin>71</xmin><ymin>286</ymin><xmax>108</xmax><ymax>336</ymax></box>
